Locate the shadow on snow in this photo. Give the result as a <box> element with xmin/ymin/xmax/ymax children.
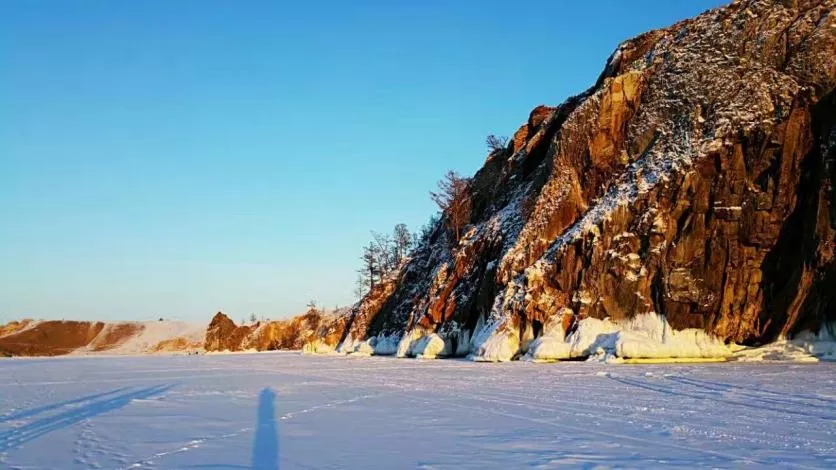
<box><xmin>0</xmin><ymin>384</ymin><xmax>174</xmax><ymax>452</ymax></box>
<box><xmin>251</xmin><ymin>387</ymin><xmax>279</xmax><ymax>470</ymax></box>
<box><xmin>608</xmin><ymin>375</ymin><xmax>834</xmax><ymax>420</ymax></box>
<box><xmin>0</xmin><ymin>386</ymin><xmax>132</xmax><ymax>424</ymax></box>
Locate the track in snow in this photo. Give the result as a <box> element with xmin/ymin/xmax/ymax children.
<box><xmin>0</xmin><ymin>352</ymin><xmax>834</xmax><ymax>469</ymax></box>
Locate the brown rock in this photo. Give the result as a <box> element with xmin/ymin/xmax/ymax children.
<box><xmin>203</xmin><ymin>312</ymin><xmax>256</xmax><ymax>352</ymax></box>
<box><xmin>0</xmin><ymin>321</ymin><xmax>105</xmax><ymax>356</ymax></box>
<box><xmin>335</xmin><ymin>0</ymin><xmax>836</xmax><ymax>353</ymax></box>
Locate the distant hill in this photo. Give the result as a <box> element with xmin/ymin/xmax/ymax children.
<box><xmin>0</xmin><ymin>319</ymin><xmax>203</xmax><ymax>356</ymax></box>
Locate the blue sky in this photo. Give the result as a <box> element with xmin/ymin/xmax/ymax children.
<box><xmin>0</xmin><ymin>0</ymin><xmax>726</xmax><ymax>323</ymax></box>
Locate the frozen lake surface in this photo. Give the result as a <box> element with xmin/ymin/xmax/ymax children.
<box><xmin>1</xmin><ymin>352</ymin><xmax>835</xmax><ymax>469</ymax></box>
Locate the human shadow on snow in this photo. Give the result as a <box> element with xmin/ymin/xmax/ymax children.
<box><xmin>251</xmin><ymin>387</ymin><xmax>279</xmax><ymax>470</ymax></box>
<box><xmin>0</xmin><ymin>384</ymin><xmax>174</xmax><ymax>452</ymax></box>
<box><xmin>181</xmin><ymin>387</ymin><xmax>280</xmax><ymax>470</ymax></box>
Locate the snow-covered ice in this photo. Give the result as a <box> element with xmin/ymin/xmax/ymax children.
<box><xmin>1</xmin><ymin>353</ymin><xmax>835</xmax><ymax>469</ymax></box>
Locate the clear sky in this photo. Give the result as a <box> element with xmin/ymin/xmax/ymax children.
<box><xmin>0</xmin><ymin>0</ymin><xmax>726</xmax><ymax>323</ymax></box>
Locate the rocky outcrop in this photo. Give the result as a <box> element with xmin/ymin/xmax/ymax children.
<box><xmin>203</xmin><ymin>309</ymin><xmax>350</xmax><ymax>352</ymax></box>
<box><xmin>0</xmin><ymin>311</ymin><xmax>348</xmax><ymax>356</ymax></box>
<box><xmin>204</xmin><ymin>312</ymin><xmax>258</xmax><ymax>352</ymax></box>
<box><xmin>334</xmin><ymin>0</ymin><xmax>836</xmax><ymax>360</ymax></box>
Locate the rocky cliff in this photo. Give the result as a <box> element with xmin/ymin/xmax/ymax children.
<box><xmin>330</xmin><ymin>0</ymin><xmax>836</xmax><ymax>360</ymax></box>
<box><xmin>7</xmin><ymin>1</ymin><xmax>833</xmax><ymax>362</ymax></box>
<box><xmin>203</xmin><ymin>310</ymin><xmax>349</xmax><ymax>353</ymax></box>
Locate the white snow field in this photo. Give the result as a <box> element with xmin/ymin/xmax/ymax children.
<box><xmin>1</xmin><ymin>353</ymin><xmax>835</xmax><ymax>469</ymax></box>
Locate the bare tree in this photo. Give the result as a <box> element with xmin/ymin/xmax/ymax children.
<box><xmin>371</xmin><ymin>231</ymin><xmax>394</xmax><ymax>275</ymax></box>
<box><xmin>392</xmin><ymin>223</ymin><xmax>412</xmax><ymax>266</ymax></box>
<box><xmin>249</xmin><ymin>313</ymin><xmax>257</xmax><ymax>323</ymax></box>
<box><xmin>354</xmin><ymin>274</ymin><xmax>367</xmax><ymax>299</ymax></box>
<box><xmin>486</xmin><ymin>134</ymin><xmax>509</xmax><ymax>152</ymax></box>
<box><xmin>430</xmin><ymin>170</ymin><xmax>472</xmax><ymax>241</ymax></box>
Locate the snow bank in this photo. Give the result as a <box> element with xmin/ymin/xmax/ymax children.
<box><xmin>793</xmin><ymin>323</ymin><xmax>836</xmax><ymax>361</ymax></box>
<box><xmin>411</xmin><ymin>334</ymin><xmax>445</xmax><ymax>359</ymax></box>
<box><xmin>524</xmin><ymin>315</ymin><xmax>570</xmax><ymax>361</ymax></box>
<box><xmin>613</xmin><ymin>314</ymin><xmax>730</xmax><ymax>359</ymax></box>
<box><xmin>389</xmin><ymin>330</ymin><xmax>449</xmax><ymax>359</ymax></box>
<box><xmin>487</xmin><ymin>313</ymin><xmax>730</xmax><ymax>362</ymax></box>
<box><xmin>468</xmin><ymin>319</ymin><xmax>519</xmax><ymax>362</ymax></box>
<box><xmin>396</xmin><ymin>330</ymin><xmax>424</xmax><ymax>358</ymax></box>
<box><xmin>733</xmin><ymin>323</ymin><xmax>836</xmax><ymax>362</ymax></box>
<box><xmin>339</xmin><ymin>333</ymin><xmax>404</xmax><ymax>356</ymax></box>
<box><xmin>302</xmin><ymin>340</ymin><xmax>335</xmax><ymax>355</ymax></box>
<box><xmin>525</xmin><ymin>316</ymin><xmax>620</xmax><ymax>361</ymax></box>
<box><xmin>336</xmin><ymin>334</ymin><xmax>359</xmax><ymax>354</ymax></box>
<box><xmin>371</xmin><ymin>334</ymin><xmax>401</xmax><ymax>356</ymax></box>
<box><xmin>455</xmin><ymin>328</ymin><xmax>472</xmax><ymax>356</ymax></box>
<box><xmin>347</xmin><ymin>328</ymin><xmax>464</xmax><ymax>359</ymax></box>
<box><xmin>557</xmin><ymin>314</ymin><xmax>732</xmax><ymax>360</ymax></box>
<box><xmin>351</xmin><ymin>340</ymin><xmax>374</xmax><ymax>356</ymax></box>
<box><xmin>567</xmin><ymin>317</ymin><xmax>622</xmax><ymax>358</ymax></box>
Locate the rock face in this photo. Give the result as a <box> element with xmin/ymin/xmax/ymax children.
<box><xmin>203</xmin><ymin>310</ymin><xmax>350</xmax><ymax>352</ymax></box>
<box><xmin>334</xmin><ymin>0</ymin><xmax>836</xmax><ymax>358</ymax></box>
<box><xmin>204</xmin><ymin>312</ymin><xmax>258</xmax><ymax>352</ymax></box>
